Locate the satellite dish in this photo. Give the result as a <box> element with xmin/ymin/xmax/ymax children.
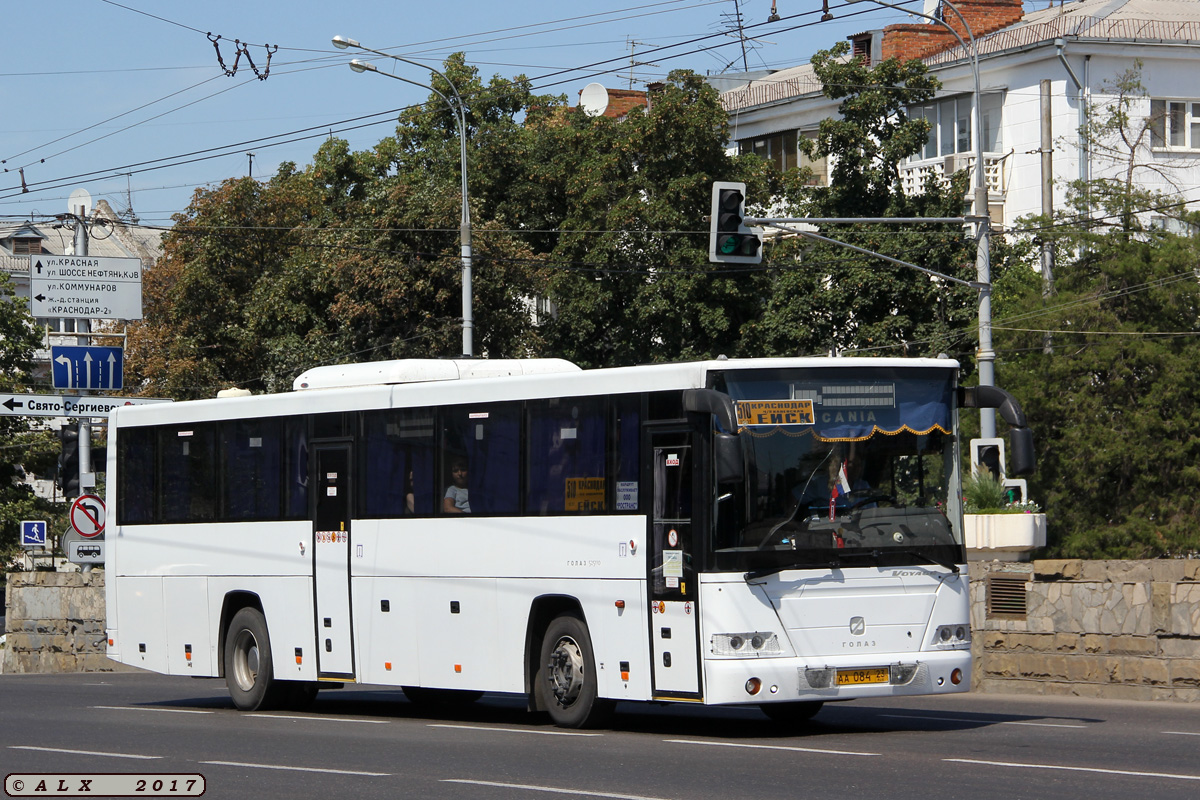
<box><xmin>68</xmin><ymin>188</ymin><xmax>92</xmax><ymax>216</ymax></box>
<box><xmin>579</xmin><ymin>83</ymin><xmax>610</xmax><ymax>117</ymax></box>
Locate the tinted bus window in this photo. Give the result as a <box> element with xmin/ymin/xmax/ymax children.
<box><xmin>160</xmin><ymin>424</ymin><xmax>216</xmax><ymax>522</ymax></box>
<box><xmin>441</xmin><ymin>404</ymin><xmax>520</xmax><ymax>515</ymax></box>
<box><xmin>284</xmin><ymin>416</ymin><xmax>308</xmax><ymax>519</ymax></box>
<box><xmin>222</xmin><ymin>419</ymin><xmax>283</xmax><ymax>520</ymax></box>
<box><xmin>363</xmin><ymin>409</ymin><xmax>436</xmax><ymax>517</ymax></box>
<box><xmin>118</xmin><ymin>426</ymin><xmax>156</xmax><ymax>524</ymax></box>
<box><xmin>614</xmin><ymin>394</ymin><xmax>640</xmax><ymax>511</ymax></box>
<box><xmin>527</xmin><ymin>397</ymin><xmax>607</xmax><ymax>514</ymax></box>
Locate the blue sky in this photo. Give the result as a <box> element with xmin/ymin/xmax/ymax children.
<box><xmin>1</xmin><ymin>1</ymin><xmax>961</xmax><ymax>228</ymax></box>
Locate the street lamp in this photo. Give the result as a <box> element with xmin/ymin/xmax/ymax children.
<box><xmin>333</xmin><ymin>35</ymin><xmax>474</xmax><ymax>358</ymax></box>
<box><xmin>841</xmin><ymin>1</ymin><xmax>996</xmax><ymax>437</ymax></box>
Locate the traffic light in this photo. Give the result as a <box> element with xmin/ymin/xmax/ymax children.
<box><xmin>56</xmin><ymin>422</ymin><xmax>80</xmax><ymax>498</ymax></box>
<box><xmin>709</xmin><ymin>181</ymin><xmax>763</xmax><ymax>264</ymax></box>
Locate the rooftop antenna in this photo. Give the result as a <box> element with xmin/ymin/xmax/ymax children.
<box><xmin>721</xmin><ymin>0</ymin><xmax>751</xmax><ymax>72</ymax></box>
<box><xmin>768</xmin><ymin>1</ymin><xmax>781</xmax><ymax>23</ymax></box>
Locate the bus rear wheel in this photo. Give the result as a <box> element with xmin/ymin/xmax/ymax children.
<box><xmin>224</xmin><ymin>607</ymin><xmax>283</xmax><ymax>711</ymax></box>
<box><xmin>537</xmin><ymin>614</ymin><xmax>613</xmax><ymax>729</ymax></box>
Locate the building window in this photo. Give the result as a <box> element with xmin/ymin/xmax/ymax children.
<box><xmin>11</xmin><ymin>238</ymin><xmax>42</xmax><ymax>255</ymax></box>
<box><xmin>1150</xmin><ymin>100</ymin><xmax>1200</xmax><ymax>150</ymax></box>
<box><xmin>909</xmin><ymin>93</ymin><xmax>1003</xmax><ymax>162</ymax></box>
<box><xmin>738</xmin><ymin>129</ymin><xmax>826</xmax><ymax>185</ymax></box>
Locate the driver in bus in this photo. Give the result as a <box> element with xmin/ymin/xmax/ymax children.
<box><xmin>443</xmin><ymin>457</ymin><xmax>472</xmax><ymax>513</ymax></box>
<box><xmin>793</xmin><ymin>442</ymin><xmax>870</xmax><ymax>517</ymax></box>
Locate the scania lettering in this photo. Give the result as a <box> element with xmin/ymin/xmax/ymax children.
<box><xmin>105</xmin><ymin>357</ymin><xmax>1034</xmax><ymax>728</ymax></box>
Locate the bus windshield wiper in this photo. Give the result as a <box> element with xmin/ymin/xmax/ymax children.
<box><xmin>817</xmin><ymin>548</ymin><xmax>961</xmax><ymax>574</ymax></box>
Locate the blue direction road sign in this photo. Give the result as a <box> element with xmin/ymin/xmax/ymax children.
<box><xmin>51</xmin><ymin>345</ymin><xmax>123</xmax><ymax>390</ymax></box>
<box><xmin>21</xmin><ymin>520</ymin><xmax>47</xmax><ymax>548</ymax></box>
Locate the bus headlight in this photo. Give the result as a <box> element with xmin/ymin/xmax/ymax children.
<box><xmin>930</xmin><ymin>624</ymin><xmax>971</xmax><ymax>649</ymax></box>
<box><xmin>711</xmin><ymin>632</ymin><xmax>782</xmax><ymax>656</ymax></box>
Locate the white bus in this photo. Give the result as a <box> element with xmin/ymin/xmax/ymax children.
<box><xmin>105</xmin><ymin>356</ymin><xmax>1034</xmax><ymax>727</ymax></box>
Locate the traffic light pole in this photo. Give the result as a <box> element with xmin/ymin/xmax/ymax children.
<box><xmin>745</xmin><ymin>215</ymin><xmax>987</xmax><ymax>290</ymax></box>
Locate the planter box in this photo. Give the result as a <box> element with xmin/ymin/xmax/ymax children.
<box><xmin>964</xmin><ymin>513</ymin><xmax>1046</xmax><ymax>556</ymax></box>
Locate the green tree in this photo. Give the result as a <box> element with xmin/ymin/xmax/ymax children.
<box><xmin>997</xmin><ymin>64</ymin><xmax>1200</xmax><ymax>558</ymax></box>
<box><xmin>128</xmin><ymin>57</ymin><xmax>554</xmax><ymax>398</ymax></box>
<box><xmin>0</xmin><ymin>273</ymin><xmax>62</xmax><ymax>561</ymax></box>
<box><xmin>527</xmin><ymin>70</ymin><xmax>779</xmax><ymax>367</ymax></box>
<box><xmin>743</xmin><ymin>41</ymin><xmax>980</xmax><ymax>361</ymax></box>
<box><xmin>995</xmin><ymin>227</ymin><xmax>1200</xmax><ymax>558</ymax></box>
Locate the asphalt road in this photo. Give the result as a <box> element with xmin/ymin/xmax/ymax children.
<box><xmin>1</xmin><ymin>672</ymin><xmax>1198</xmax><ymax>800</ymax></box>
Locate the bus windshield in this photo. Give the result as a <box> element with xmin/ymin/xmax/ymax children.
<box><xmin>709</xmin><ymin>366</ymin><xmax>962</xmax><ymax>575</ymax></box>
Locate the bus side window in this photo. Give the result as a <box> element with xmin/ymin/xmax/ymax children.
<box><xmin>221</xmin><ymin>418</ymin><xmax>283</xmax><ymax>521</ymax></box>
<box><xmin>363</xmin><ymin>409</ymin><xmax>435</xmax><ymax>517</ymax></box>
<box><xmin>118</xmin><ymin>427</ymin><xmax>156</xmax><ymax>524</ymax></box>
<box><xmin>441</xmin><ymin>404</ymin><xmax>520</xmax><ymax>515</ymax></box>
<box><xmin>527</xmin><ymin>397</ymin><xmax>607</xmax><ymax>515</ymax></box>
<box><xmin>160</xmin><ymin>424</ymin><xmax>216</xmax><ymax>523</ymax></box>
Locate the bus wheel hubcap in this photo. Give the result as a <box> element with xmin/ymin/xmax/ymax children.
<box><xmin>234</xmin><ymin>631</ymin><xmax>259</xmax><ymax>691</ymax></box>
<box><xmin>547</xmin><ymin>636</ymin><xmax>584</xmax><ymax>707</ymax></box>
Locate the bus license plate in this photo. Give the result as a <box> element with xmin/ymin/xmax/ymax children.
<box><xmin>836</xmin><ymin>667</ymin><xmax>889</xmax><ymax>685</ymax></box>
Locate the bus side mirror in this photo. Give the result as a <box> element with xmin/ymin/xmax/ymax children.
<box><xmin>714</xmin><ymin>433</ymin><xmax>744</xmax><ymax>484</ymax></box>
<box><xmin>1009</xmin><ymin>426</ymin><xmax>1036</xmax><ymax>477</ymax></box>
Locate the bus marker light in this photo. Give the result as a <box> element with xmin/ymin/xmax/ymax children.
<box><xmin>745</xmin><ymin>678</ymin><xmax>762</xmax><ymax>695</ymax></box>
<box><xmin>620</xmin><ymin>661</ymin><xmax>630</xmax><ymax>681</ymax></box>
<box><xmin>295</xmin><ymin>648</ymin><xmax>303</xmax><ymax>665</ymax></box>
<box><xmin>184</xmin><ymin>645</ymin><xmax>192</xmax><ymax>661</ymax></box>
<box><xmin>615</xmin><ymin>600</ymin><xmax>625</xmax><ymax>610</ymax></box>
<box><xmin>455</xmin><ymin>664</ymin><xmax>462</xmax><ymax>673</ymax></box>
<box><xmin>385</xmin><ymin>662</ymin><xmax>392</xmax><ymax>671</ymax></box>
<box><xmin>951</xmin><ymin>668</ymin><xmax>963</xmax><ymax>685</ymax></box>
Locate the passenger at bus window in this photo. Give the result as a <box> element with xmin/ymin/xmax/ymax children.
<box><xmin>443</xmin><ymin>458</ymin><xmax>471</xmax><ymax>514</ymax></box>
<box><xmin>405</xmin><ymin>470</ymin><xmax>415</xmax><ymax>515</ymax></box>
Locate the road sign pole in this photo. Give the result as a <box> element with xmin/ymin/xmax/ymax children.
<box><xmin>74</xmin><ymin>206</ymin><xmax>93</xmax><ymax>492</ymax></box>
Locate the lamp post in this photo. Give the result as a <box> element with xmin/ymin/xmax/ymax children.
<box><xmin>333</xmin><ymin>35</ymin><xmax>474</xmax><ymax>358</ymax></box>
<box><xmin>842</xmin><ymin>1</ymin><xmax>995</xmax><ymax>437</ymax></box>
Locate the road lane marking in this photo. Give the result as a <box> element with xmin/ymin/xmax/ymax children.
<box><xmin>10</xmin><ymin>746</ymin><xmax>159</xmax><ymax>760</ymax></box>
<box><xmin>443</xmin><ymin>779</ymin><xmax>671</xmax><ymax>799</ymax></box>
<box><xmin>200</xmin><ymin>761</ymin><xmax>389</xmax><ymax>776</ymax></box>
<box><xmin>946</xmin><ymin>758</ymin><xmax>1200</xmax><ymax>781</ymax></box>
<box><xmin>92</xmin><ymin>705</ymin><xmax>214</xmax><ymax>715</ymax></box>
<box><xmin>429</xmin><ymin>723</ymin><xmax>602</xmax><ymax>737</ymax></box>
<box><xmin>880</xmin><ymin>713</ymin><xmax>1087</xmax><ymax>729</ymax></box>
<box><xmin>1164</xmin><ymin>731</ymin><xmax>1200</xmax><ymax>737</ymax></box>
<box><xmin>665</xmin><ymin>739</ymin><xmax>879</xmax><ymax>757</ymax></box>
<box><xmin>251</xmin><ymin>713</ymin><xmax>390</xmax><ymax>724</ymax></box>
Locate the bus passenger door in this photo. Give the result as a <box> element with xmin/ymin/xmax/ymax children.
<box><xmin>648</xmin><ymin>430</ymin><xmax>702</xmax><ymax>699</ymax></box>
<box><xmin>313</xmin><ymin>443</ymin><xmax>355</xmax><ymax>679</ymax></box>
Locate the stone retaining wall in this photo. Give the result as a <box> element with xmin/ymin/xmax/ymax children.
<box><xmin>1</xmin><ymin>570</ymin><xmax>127</xmax><ymax>674</ymax></box>
<box><xmin>970</xmin><ymin>559</ymin><xmax>1200</xmax><ymax>702</ymax></box>
<box><xmin>6</xmin><ymin>562</ymin><xmax>1200</xmax><ymax>702</ymax></box>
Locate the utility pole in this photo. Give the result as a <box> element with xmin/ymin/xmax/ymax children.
<box><xmin>73</xmin><ymin>207</ymin><xmax>93</xmax><ymax>511</ymax></box>
<box><xmin>1040</xmin><ymin>79</ymin><xmax>1055</xmax><ymax>355</ymax></box>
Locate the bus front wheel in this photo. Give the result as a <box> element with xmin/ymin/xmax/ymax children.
<box><xmin>224</xmin><ymin>607</ymin><xmax>283</xmax><ymax>711</ymax></box>
<box><xmin>537</xmin><ymin>614</ymin><xmax>613</xmax><ymax>729</ymax></box>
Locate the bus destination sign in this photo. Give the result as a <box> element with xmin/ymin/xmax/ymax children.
<box><xmin>735</xmin><ymin>399</ymin><xmax>815</xmax><ymax>427</ymax></box>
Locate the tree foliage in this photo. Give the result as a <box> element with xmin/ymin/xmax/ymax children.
<box><xmin>0</xmin><ymin>274</ymin><xmax>63</xmax><ymax>561</ymax></box>
<box><xmin>746</xmin><ymin>42</ymin><xmax>980</xmax><ymax>361</ymax></box>
<box><xmin>999</xmin><ymin>64</ymin><xmax>1200</xmax><ymax>558</ymax></box>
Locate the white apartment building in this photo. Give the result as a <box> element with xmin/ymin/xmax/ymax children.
<box><xmin>721</xmin><ymin>0</ymin><xmax>1200</xmax><ymax>232</ymax></box>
